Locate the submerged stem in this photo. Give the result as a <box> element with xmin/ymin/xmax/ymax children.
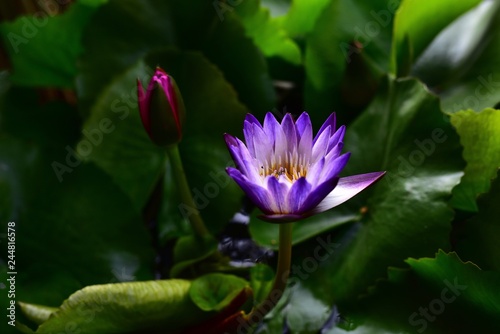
<box><xmin>167</xmin><ymin>145</ymin><xmax>210</xmax><ymax>238</ymax></box>
<box><xmin>247</xmin><ymin>222</ymin><xmax>293</xmax><ymax>323</ymax></box>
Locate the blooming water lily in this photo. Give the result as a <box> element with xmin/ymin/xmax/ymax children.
<box><xmin>225</xmin><ymin>112</ymin><xmax>385</xmax><ymax>222</ymax></box>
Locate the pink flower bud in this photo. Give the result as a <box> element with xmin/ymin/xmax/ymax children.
<box><xmin>137</xmin><ymin>67</ymin><xmax>186</xmax><ymax>146</ymax></box>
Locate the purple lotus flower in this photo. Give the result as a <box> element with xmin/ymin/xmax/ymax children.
<box><xmin>224</xmin><ymin>112</ymin><xmax>385</xmax><ymax>223</ymax></box>
<box><xmin>137</xmin><ymin>67</ymin><xmax>185</xmax><ymax>147</ymax></box>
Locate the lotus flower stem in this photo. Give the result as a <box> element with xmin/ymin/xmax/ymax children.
<box><xmin>247</xmin><ymin>222</ymin><xmax>293</xmax><ymax>322</ymax></box>
<box><xmin>167</xmin><ymin>145</ymin><xmax>210</xmax><ymax>238</ymax></box>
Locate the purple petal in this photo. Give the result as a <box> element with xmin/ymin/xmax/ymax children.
<box><xmin>310</xmin><ymin>171</ymin><xmax>386</xmax><ymax>214</ymax></box>
<box><xmin>243</xmin><ymin>121</ymin><xmax>256</xmax><ymax>157</ymax></box>
<box><xmin>252</xmin><ymin>123</ymin><xmax>272</xmax><ymax>164</ymax></box>
<box><xmin>318</xmin><ymin>152</ymin><xmax>350</xmax><ymax>184</ymax></box>
<box><xmin>325</xmin><ymin>142</ymin><xmax>344</xmax><ymax>163</ymax></box>
<box><xmin>306</xmin><ymin>157</ymin><xmax>325</xmax><ymax>186</ymax></box>
<box><xmin>234</xmin><ymin>136</ymin><xmax>262</xmax><ymax>183</ymax></box>
<box><xmin>225</xmin><ymin>134</ymin><xmax>250</xmax><ymax>175</ymax></box>
<box><xmin>314</xmin><ymin>113</ymin><xmax>336</xmax><ymax>143</ymax></box>
<box><xmin>243</xmin><ymin>114</ymin><xmax>262</xmax><ymax>156</ymax></box>
<box><xmin>264</xmin><ymin>112</ymin><xmax>287</xmax><ymax>157</ymax></box>
<box><xmin>224</xmin><ymin>135</ymin><xmax>259</xmax><ymax>182</ymax></box>
<box><xmin>267</xmin><ymin>176</ymin><xmax>288</xmax><ymax>213</ymax></box>
<box><xmin>295</xmin><ymin>112</ymin><xmax>312</xmax><ymax>139</ymax></box>
<box><xmin>296</xmin><ymin>113</ymin><xmax>313</xmax><ymax>161</ymax></box>
<box><xmin>245</xmin><ymin>113</ymin><xmax>261</xmax><ymax>127</ymax></box>
<box><xmin>301</xmin><ymin>175</ymin><xmax>339</xmax><ymax>213</ymax></box>
<box><xmin>263</xmin><ymin>112</ymin><xmax>278</xmax><ymax>139</ymax></box>
<box><xmin>226</xmin><ymin>167</ymin><xmax>274</xmax><ymax>214</ymax></box>
<box><xmin>312</xmin><ymin>126</ymin><xmax>331</xmax><ymax>163</ymax></box>
<box><xmin>327</xmin><ymin>125</ymin><xmax>346</xmax><ymax>152</ymax></box>
<box><xmin>281</xmin><ymin>114</ymin><xmax>297</xmax><ymax>151</ymax></box>
<box><xmin>286</xmin><ymin>177</ymin><xmax>312</xmax><ymax>213</ymax></box>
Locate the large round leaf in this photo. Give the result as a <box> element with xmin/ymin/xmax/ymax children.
<box><xmin>250</xmin><ymin>206</ymin><xmax>358</xmax><ymax>248</ymax></box>
<box><xmin>31</xmin><ymin>280</ymin><xmax>208</xmax><ymax>333</ymax></box>
<box><xmin>189</xmin><ymin>273</ymin><xmax>249</xmax><ymax>312</ymax></box>
<box><xmin>78</xmin><ymin>50</ymin><xmax>249</xmax><ymax>234</ymax></box>
<box><xmin>77</xmin><ymin>61</ymin><xmax>165</xmax><ymax>212</ymax></box>
<box><xmin>324</xmin><ymin>76</ymin><xmax>464</xmax><ymax>302</ymax></box>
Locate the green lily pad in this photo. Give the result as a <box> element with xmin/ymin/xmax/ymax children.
<box><xmin>407</xmin><ymin>251</ymin><xmax>500</xmax><ymax>319</ymax></box>
<box><xmin>169</xmin><ymin>235</ymin><xmax>219</xmax><ymax>278</ymax></box>
<box><xmin>390</xmin><ymin>0</ymin><xmax>481</xmax><ymax>75</ymax></box>
<box><xmin>189</xmin><ymin>273</ymin><xmax>249</xmax><ymax>312</ymax></box>
<box><xmin>250</xmin><ymin>207</ymin><xmax>358</xmax><ymax>248</ymax></box>
<box><xmin>412</xmin><ymin>1</ymin><xmax>500</xmax><ymax>89</ymax></box>
<box><xmin>409</xmin><ymin>1</ymin><xmax>500</xmax><ymax>113</ymax></box>
<box><xmin>326</xmin><ymin>76</ymin><xmax>464</xmax><ymax>302</ymax></box>
<box><xmin>285</xmin><ymin>283</ymin><xmax>332</xmax><ymax>333</ymax></box>
<box><xmin>79</xmin><ymin>50</ymin><xmax>248</xmax><ymax>234</ymax></box>
<box><xmin>456</xmin><ymin>171</ymin><xmax>500</xmax><ymax>271</ymax></box>
<box><xmin>28</xmin><ymin>280</ymin><xmax>208</xmax><ymax>333</ymax></box>
<box><xmin>17</xmin><ymin>303</ymin><xmax>57</xmax><ymax>326</ymax></box>
<box><xmin>77</xmin><ymin>61</ymin><xmax>165</xmax><ymax>213</ymax></box>
<box><xmin>337</xmin><ymin>251</ymin><xmax>500</xmax><ymax>333</ymax></box>
<box><xmin>145</xmin><ymin>49</ymin><xmax>250</xmax><ymax>232</ymax></box>
<box><xmin>0</xmin><ymin>1</ymin><xmax>105</xmax><ymax>87</ymax></box>
<box><xmin>450</xmin><ymin>108</ymin><xmax>500</xmax><ymax>211</ymax></box>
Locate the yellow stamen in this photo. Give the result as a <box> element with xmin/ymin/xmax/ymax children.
<box><xmin>258</xmin><ymin>151</ymin><xmax>309</xmax><ymax>182</ymax></box>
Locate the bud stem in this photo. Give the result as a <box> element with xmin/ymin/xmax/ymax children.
<box><xmin>167</xmin><ymin>145</ymin><xmax>210</xmax><ymax>238</ymax></box>
<box><xmin>246</xmin><ymin>222</ymin><xmax>293</xmax><ymax>324</ymax></box>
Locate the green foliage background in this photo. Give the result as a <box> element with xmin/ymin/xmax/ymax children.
<box><xmin>1</xmin><ymin>0</ymin><xmax>499</xmax><ymax>333</ymax></box>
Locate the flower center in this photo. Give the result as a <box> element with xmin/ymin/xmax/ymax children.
<box><xmin>258</xmin><ymin>152</ymin><xmax>309</xmax><ymax>183</ymax></box>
